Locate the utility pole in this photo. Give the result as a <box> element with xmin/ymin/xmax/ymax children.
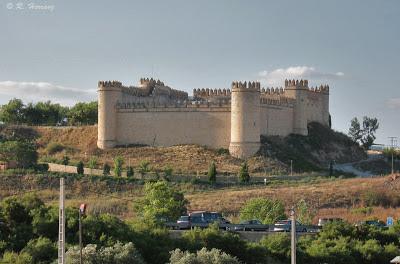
<box><xmin>58</xmin><ymin>178</ymin><xmax>65</xmax><ymax>264</ymax></box>
<box><xmin>291</xmin><ymin>206</ymin><xmax>296</xmax><ymax>264</ymax></box>
<box><xmin>389</xmin><ymin>137</ymin><xmax>397</xmax><ymax>175</ymax></box>
<box><xmin>290</xmin><ymin>160</ymin><xmax>293</xmax><ymax>176</ymax></box>
<box><xmin>79</xmin><ymin>204</ymin><xmax>87</xmax><ymax>264</ymax></box>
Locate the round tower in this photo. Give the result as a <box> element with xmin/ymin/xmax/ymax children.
<box><xmin>229</xmin><ymin>81</ymin><xmax>261</xmax><ymax>159</ymax></box>
<box><xmin>97</xmin><ymin>81</ymin><xmax>121</xmax><ymax>149</ymax></box>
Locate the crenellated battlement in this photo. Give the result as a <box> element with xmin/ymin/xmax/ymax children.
<box><xmin>98</xmin><ymin>80</ymin><xmax>122</xmax><ymax>88</ymax></box>
<box><xmin>261</xmin><ymin>87</ymin><xmax>285</xmax><ymax>95</ymax></box>
<box><xmin>284</xmin><ymin>79</ymin><xmax>309</xmax><ymax>89</ymax></box>
<box><xmin>231</xmin><ymin>81</ymin><xmax>261</xmax><ymax>90</ymax></box>
<box><xmin>139</xmin><ymin>77</ymin><xmax>165</xmax><ymax>87</ymax></box>
<box><xmin>193</xmin><ymin>88</ymin><xmax>231</xmax><ymax>99</ymax></box>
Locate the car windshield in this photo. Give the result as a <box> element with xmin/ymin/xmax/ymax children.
<box><xmin>179</xmin><ymin>216</ymin><xmax>189</xmax><ymax>221</ymax></box>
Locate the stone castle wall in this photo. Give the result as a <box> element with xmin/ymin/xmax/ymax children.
<box><xmin>97</xmin><ymin>78</ymin><xmax>330</xmax><ymax>158</ymax></box>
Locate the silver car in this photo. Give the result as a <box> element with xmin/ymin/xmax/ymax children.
<box><xmin>273</xmin><ymin>220</ymin><xmax>307</xmax><ymax>232</ymax></box>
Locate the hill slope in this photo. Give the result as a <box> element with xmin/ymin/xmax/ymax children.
<box><xmin>260</xmin><ymin>122</ymin><xmax>367</xmax><ymax>172</ymax></box>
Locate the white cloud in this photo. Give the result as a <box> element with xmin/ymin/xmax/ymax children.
<box><xmin>258</xmin><ymin>66</ymin><xmax>344</xmax><ymax>86</ymax></box>
<box><xmin>387</xmin><ymin>98</ymin><xmax>400</xmax><ymax>109</ymax></box>
<box><xmin>0</xmin><ymin>81</ymin><xmax>96</xmax><ymax>106</ymax></box>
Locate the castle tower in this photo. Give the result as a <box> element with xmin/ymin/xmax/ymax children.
<box><xmin>97</xmin><ymin>81</ymin><xmax>122</xmax><ymax>149</ymax></box>
<box><xmin>284</xmin><ymin>79</ymin><xmax>308</xmax><ymax>135</ymax></box>
<box><xmin>321</xmin><ymin>85</ymin><xmax>330</xmax><ymax>126</ymax></box>
<box><xmin>229</xmin><ymin>81</ymin><xmax>261</xmax><ymax>159</ymax></box>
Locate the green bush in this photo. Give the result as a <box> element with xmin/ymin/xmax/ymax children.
<box><xmin>76</xmin><ymin>161</ymin><xmax>84</xmax><ymax>175</ymax></box>
<box><xmin>45</xmin><ymin>142</ymin><xmax>65</xmax><ymax>155</ymax></box>
<box><xmin>240</xmin><ymin>198</ymin><xmax>286</xmax><ymax>224</ymax></box>
<box><xmin>126</xmin><ymin>166</ymin><xmax>134</xmax><ymax>178</ymax></box>
<box><xmin>103</xmin><ymin>164</ymin><xmax>111</xmax><ymax>176</ymax></box>
<box><xmin>21</xmin><ymin>237</ymin><xmax>57</xmax><ymax>264</ymax></box>
<box><xmin>169</xmin><ymin>247</ymin><xmax>240</xmax><ymax>264</ymax></box>
<box><xmin>113</xmin><ymin>156</ymin><xmax>124</xmax><ymax>177</ymax></box>
<box><xmin>260</xmin><ymin>233</ymin><xmax>290</xmax><ymax>261</ymax></box>
<box><xmin>66</xmin><ymin>242</ymin><xmax>145</xmax><ymax>264</ymax></box>
<box><xmin>216</xmin><ymin>148</ymin><xmax>229</xmax><ymax>155</ymax></box>
<box><xmin>208</xmin><ymin>162</ymin><xmax>217</xmax><ymax>184</ymax></box>
<box><xmin>238</xmin><ymin>162</ymin><xmax>250</xmax><ymax>183</ymax></box>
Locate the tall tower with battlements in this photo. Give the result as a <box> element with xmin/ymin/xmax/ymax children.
<box><xmin>97</xmin><ymin>81</ymin><xmax>122</xmax><ymax>149</ymax></box>
<box><xmin>229</xmin><ymin>81</ymin><xmax>261</xmax><ymax>159</ymax></box>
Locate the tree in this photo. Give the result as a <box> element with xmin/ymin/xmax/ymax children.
<box><xmin>76</xmin><ymin>161</ymin><xmax>84</xmax><ymax>175</ymax></box>
<box><xmin>138</xmin><ymin>160</ymin><xmax>150</xmax><ymax>179</ymax></box>
<box><xmin>135</xmin><ymin>181</ymin><xmax>188</xmax><ymax>224</ymax></box>
<box><xmin>360</xmin><ymin>117</ymin><xmax>379</xmax><ymax>150</ymax></box>
<box><xmin>348</xmin><ymin>117</ymin><xmax>362</xmax><ymax>142</ymax></box>
<box><xmin>208</xmin><ymin>161</ymin><xmax>217</xmax><ymax>184</ymax></box>
<box><xmin>126</xmin><ymin>166</ymin><xmax>134</xmax><ymax>178</ymax></box>
<box><xmin>348</xmin><ymin>116</ymin><xmax>379</xmax><ymax>150</ymax></box>
<box><xmin>20</xmin><ymin>237</ymin><xmax>57</xmax><ymax>264</ymax></box>
<box><xmin>113</xmin><ymin>156</ymin><xmax>124</xmax><ymax>177</ymax></box>
<box><xmin>0</xmin><ymin>99</ymin><xmax>25</xmax><ymax>124</ymax></box>
<box><xmin>0</xmin><ymin>141</ymin><xmax>38</xmax><ymax>168</ymax></box>
<box><xmin>62</xmin><ymin>156</ymin><xmax>70</xmax><ymax>166</ymax></box>
<box><xmin>67</xmin><ymin>101</ymin><xmax>98</xmax><ymax>125</ymax></box>
<box><xmin>103</xmin><ymin>164</ymin><xmax>111</xmax><ymax>176</ymax></box>
<box><xmin>169</xmin><ymin>248</ymin><xmax>240</xmax><ymax>264</ymax></box>
<box><xmin>240</xmin><ymin>198</ymin><xmax>286</xmax><ymax>224</ymax></box>
<box><xmin>296</xmin><ymin>199</ymin><xmax>315</xmax><ymax>225</ymax></box>
<box><xmin>238</xmin><ymin>162</ymin><xmax>250</xmax><ymax>183</ymax></box>
<box><xmin>0</xmin><ymin>251</ymin><xmax>33</xmax><ymax>264</ymax></box>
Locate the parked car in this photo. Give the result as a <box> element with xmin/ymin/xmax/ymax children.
<box><xmin>234</xmin><ymin>219</ymin><xmax>269</xmax><ymax>231</ymax></box>
<box><xmin>318</xmin><ymin>217</ymin><xmax>343</xmax><ymax>227</ymax></box>
<box><xmin>356</xmin><ymin>220</ymin><xmax>387</xmax><ymax>229</ymax></box>
<box><xmin>176</xmin><ymin>215</ymin><xmax>191</xmax><ymax>229</ymax></box>
<box><xmin>273</xmin><ymin>220</ymin><xmax>307</xmax><ymax>232</ymax></box>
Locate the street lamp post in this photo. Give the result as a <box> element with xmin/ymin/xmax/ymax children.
<box><xmin>79</xmin><ymin>203</ymin><xmax>87</xmax><ymax>264</ymax></box>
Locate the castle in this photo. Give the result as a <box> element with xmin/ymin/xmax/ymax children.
<box><xmin>97</xmin><ymin>78</ymin><xmax>330</xmax><ymax>158</ymax></box>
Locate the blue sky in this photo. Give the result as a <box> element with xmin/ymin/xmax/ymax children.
<box><xmin>0</xmin><ymin>0</ymin><xmax>399</xmax><ymax>145</ymax></box>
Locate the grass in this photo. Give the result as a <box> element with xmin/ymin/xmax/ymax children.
<box><xmin>1</xmin><ymin>171</ymin><xmax>398</xmax><ymax>224</ymax></box>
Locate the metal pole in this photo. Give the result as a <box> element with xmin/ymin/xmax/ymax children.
<box><xmin>58</xmin><ymin>178</ymin><xmax>65</xmax><ymax>264</ymax></box>
<box><xmin>290</xmin><ymin>160</ymin><xmax>293</xmax><ymax>176</ymax></box>
<box><xmin>389</xmin><ymin>137</ymin><xmax>397</xmax><ymax>175</ymax></box>
<box><xmin>79</xmin><ymin>210</ymin><xmax>82</xmax><ymax>264</ymax></box>
<box><xmin>291</xmin><ymin>206</ymin><xmax>296</xmax><ymax>264</ymax></box>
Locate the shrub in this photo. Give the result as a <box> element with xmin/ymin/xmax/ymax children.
<box><xmin>169</xmin><ymin>247</ymin><xmax>240</xmax><ymax>264</ymax></box>
<box><xmin>0</xmin><ymin>140</ymin><xmax>38</xmax><ymax>168</ymax></box>
<box><xmin>216</xmin><ymin>148</ymin><xmax>229</xmax><ymax>155</ymax></box>
<box><xmin>76</xmin><ymin>161</ymin><xmax>84</xmax><ymax>175</ymax></box>
<box><xmin>208</xmin><ymin>162</ymin><xmax>217</xmax><ymax>184</ymax></box>
<box><xmin>126</xmin><ymin>166</ymin><xmax>134</xmax><ymax>178</ymax></box>
<box><xmin>0</xmin><ymin>251</ymin><xmax>32</xmax><ymax>264</ymax></box>
<box><xmin>113</xmin><ymin>156</ymin><xmax>124</xmax><ymax>177</ymax></box>
<box><xmin>66</xmin><ymin>242</ymin><xmax>145</xmax><ymax>264</ymax></box>
<box><xmin>163</xmin><ymin>166</ymin><xmax>173</xmax><ymax>181</ymax></box>
<box><xmin>138</xmin><ymin>160</ymin><xmax>151</xmax><ymax>179</ymax></box>
<box><xmin>238</xmin><ymin>162</ymin><xmax>250</xmax><ymax>183</ymax></box>
<box><xmin>103</xmin><ymin>164</ymin><xmax>111</xmax><ymax>176</ymax></box>
<box><xmin>21</xmin><ymin>237</ymin><xmax>57</xmax><ymax>264</ymax></box>
<box><xmin>260</xmin><ymin>233</ymin><xmax>290</xmax><ymax>261</ymax></box>
<box><xmin>240</xmin><ymin>198</ymin><xmax>286</xmax><ymax>224</ymax></box>
<box><xmin>88</xmin><ymin>156</ymin><xmax>98</xmax><ymax>170</ymax></box>
<box><xmin>62</xmin><ymin>156</ymin><xmax>70</xmax><ymax>166</ymax></box>
<box><xmin>45</xmin><ymin>142</ymin><xmax>65</xmax><ymax>155</ymax></box>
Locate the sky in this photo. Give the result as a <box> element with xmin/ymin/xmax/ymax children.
<box><xmin>0</xmin><ymin>0</ymin><xmax>399</xmax><ymax>145</ymax></box>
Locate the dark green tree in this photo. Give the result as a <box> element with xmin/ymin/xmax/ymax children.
<box><xmin>238</xmin><ymin>162</ymin><xmax>250</xmax><ymax>183</ymax></box>
<box><xmin>113</xmin><ymin>156</ymin><xmax>124</xmax><ymax>177</ymax></box>
<box><xmin>103</xmin><ymin>163</ymin><xmax>111</xmax><ymax>176</ymax></box>
<box><xmin>208</xmin><ymin>161</ymin><xmax>217</xmax><ymax>184</ymax></box>
<box><xmin>0</xmin><ymin>141</ymin><xmax>38</xmax><ymax>168</ymax></box>
<box><xmin>126</xmin><ymin>166</ymin><xmax>134</xmax><ymax>178</ymax></box>
<box><xmin>76</xmin><ymin>161</ymin><xmax>84</xmax><ymax>175</ymax></box>
<box><xmin>0</xmin><ymin>98</ymin><xmax>25</xmax><ymax>124</ymax></box>
<box><xmin>67</xmin><ymin>101</ymin><xmax>98</xmax><ymax>125</ymax></box>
